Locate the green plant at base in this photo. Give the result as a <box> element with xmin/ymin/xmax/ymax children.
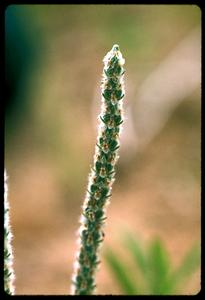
<box><xmin>105</xmin><ymin>233</ymin><xmax>200</xmax><ymax>295</ymax></box>
<box><xmin>71</xmin><ymin>45</ymin><xmax>125</xmax><ymax>295</ymax></box>
<box><xmin>4</xmin><ymin>170</ymin><xmax>15</xmax><ymax>295</ymax></box>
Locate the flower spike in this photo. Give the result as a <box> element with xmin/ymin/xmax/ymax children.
<box><xmin>71</xmin><ymin>44</ymin><xmax>125</xmax><ymax>295</ymax></box>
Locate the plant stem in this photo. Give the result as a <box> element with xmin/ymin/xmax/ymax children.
<box><xmin>71</xmin><ymin>44</ymin><xmax>125</xmax><ymax>295</ymax></box>
<box><xmin>4</xmin><ymin>170</ymin><xmax>15</xmax><ymax>295</ymax></box>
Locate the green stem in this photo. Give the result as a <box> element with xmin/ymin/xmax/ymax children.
<box><xmin>4</xmin><ymin>170</ymin><xmax>15</xmax><ymax>295</ymax></box>
<box><xmin>71</xmin><ymin>44</ymin><xmax>125</xmax><ymax>295</ymax></box>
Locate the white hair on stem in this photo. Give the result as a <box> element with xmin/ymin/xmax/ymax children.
<box><xmin>4</xmin><ymin>170</ymin><xmax>15</xmax><ymax>295</ymax></box>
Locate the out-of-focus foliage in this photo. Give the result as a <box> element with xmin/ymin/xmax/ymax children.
<box><xmin>5</xmin><ymin>6</ymin><xmax>41</xmax><ymax>134</ymax></box>
<box><xmin>104</xmin><ymin>233</ymin><xmax>200</xmax><ymax>295</ymax></box>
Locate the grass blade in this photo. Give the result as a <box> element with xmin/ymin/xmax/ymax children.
<box><xmin>104</xmin><ymin>248</ymin><xmax>139</xmax><ymax>295</ymax></box>
<box><xmin>168</xmin><ymin>244</ymin><xmax>200</xmax><ymax>292</ymax></box>
<box><xmin>124</xmin><ymin>232</ymin><xmax>147</xmax><ymax>277</ymax></box>
<box><xmin>147</xmin><ymin>238</ymin><xmax>171</xmax><ymax>294</ymax></box>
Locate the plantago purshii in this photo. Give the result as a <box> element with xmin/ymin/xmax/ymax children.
<box><xmin>71</xmin><ymin>45</ymin><xmax>125</xmax><ymax>295</ymax></box>
<box><xmin>4</xmin><ymin>170</ymin><xmax>15</xmax><ymax>295</ymax></box>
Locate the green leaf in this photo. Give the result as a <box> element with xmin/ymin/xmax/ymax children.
<box><xmin>147</xmin><ymin>238</ymin><xmax>171</xmax><ymax>294</ymax></box>
<box><xmin>168</xmin><ymin>244</ymin><xmax>200</xmax><ymax>292</ymax></box>
<box><xmin>124</xmin><ymin>233</ymin><xmax>147</xmax><ymax>277</ymax></box>
<box><xmin>104</xmin><ymin>248</ymin><xmax>139</xmax><ymax>295</ymax></box>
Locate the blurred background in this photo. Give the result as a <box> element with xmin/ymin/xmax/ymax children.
<box><xmin>5</xmin><ymin>4</ymin><xmax>201</xmax><ymax>295</ymax></box>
